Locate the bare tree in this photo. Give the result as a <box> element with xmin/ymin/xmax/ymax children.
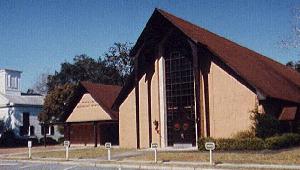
<box><xmin>286</xmin><ymin>60</ymin><xmax>300</xmax><ymax>72</ymax></box>
<box><xmin>280</xmin><ymin>7</ymin><xmax>300</xmax><ymax>48</ymax></box>
<box><xmin>31</xmin><ymin>73</ymin><xmax>49</xmax><ymax>95</ymax></box>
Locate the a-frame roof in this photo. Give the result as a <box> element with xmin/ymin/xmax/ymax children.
<box><xmin>157</xmin><ymin>9</ymin><xmax>300</xmax><ymax>103</ymax></box>
<box><xmin>80</xmin><ymin>81</ymin><xmax>122</xmax><ymax>119</ymax></box>
<box><xmin>115</xmin><ymin>9</ymin><xmax>300</xmax><ymax>106</ymax></box>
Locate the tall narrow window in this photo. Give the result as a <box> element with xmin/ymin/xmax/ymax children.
<box><xmin>7</xmin><ymin>75</ymin><xmax>10</xmax><ymax>88</ymax></box>
<box><xmin>165</xmin><ymin>48</ymin><xmax>196</xmax><ymax>146</ymax></box>
<box><xmin>20</xmin><ymin>112</ymin><xmax>30</xmax><ymax>136</ymax></box>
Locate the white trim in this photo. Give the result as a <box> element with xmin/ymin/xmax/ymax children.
<box><xmin>47</xmin><ymin>126</ymin><xmax>51</xmax><ymax>135</ymax></box>
<box><xmin>194</xmin><ymin>80</ymin><xmax>199</xmax><ymax>148</ymax></box>
<box><xmin>28</xmin><ymin>126</ymin><xmax>31</xmax><ymax>136</ymax></box>
<box><xmin>158</xmin><ymin>57</ymin><xmax>168</xmax><ymax>148</ymax></box>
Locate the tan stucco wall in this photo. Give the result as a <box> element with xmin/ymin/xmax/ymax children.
<box><xmin>66</xmin><ymin>93</ymin><xmax>111</xmax><ymax>122</ymax></box>
<box><xmin>136</xmin><ymin>60</ymin><xmax>162</xmax><ymax>148</ymax></box>
<box><xmin>119</xmin><ymin>88</ymin><xmax>137</xmax><ymax>148</ymax></box>
<box><xmin>119</xmin><ymin>58</ymin><xmax>258</xmax><ymax>147</ymax></box>
<box><xmin>119</xmin><ymin>59</ymin><xmax>162</xmax><ymax>148</ymax></box>
<box><xmin>139</xmin><ymin>74</ymin><xmax>150</xmax><ymax>148</ymax></box>
<box><xmin>208</xmin><ymin>62</ymin><xmax>257</xmax><ymax>138</ymax></box>
<box><xmin>151</xmin><ymin>59</ymin><xmax>161</xmax><ymax>147</ymax></box>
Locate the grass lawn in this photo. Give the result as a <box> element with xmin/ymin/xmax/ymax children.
<box><xmin>9</xmin><ymin>146</ymin><xmax>300</xmax><ymax>165</ymax></box>
<box><xmin>125</xmin><ymin>147</ymin><xmax>300</xmax><ymax>165</ymax></box>
<box><xmin>13</xmin><ymin>147</ymin><xmax>131</xmax><ymax>159</ymax></box>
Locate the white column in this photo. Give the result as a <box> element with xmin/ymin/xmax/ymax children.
<box><xmin>158</xmin><ymin>57</ymin><xmax>167</xmax><ymax>148</ymax></box>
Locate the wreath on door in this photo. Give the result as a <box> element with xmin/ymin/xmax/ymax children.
<box><xmin>173</xmin><ymin>122</ymin><xmax>180</xmax><ymax>131</ymax></box>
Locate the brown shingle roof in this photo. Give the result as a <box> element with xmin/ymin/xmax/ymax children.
<box><xmin>279</xmin><ymin>106</ymin><xmax>298</xmax><ymax>121</ymax></box>
<box><xmin>113</xmin><ymin>9</ymin><xmax>300</xmax><ymax>109</ymax></box>
<box><xmin>80</xmin><ymin>81</ymin><xmax>122</xmax><ymax>119</ymax></box>
<box><xmin>156</xmin><ymin>9</ymin><xmax>300</xmax><ymax>103</ymax></box>
<box><xmin>159</xmin><ymin>9</ymin><xmax>300</xmax><ymax>104</ymax></box>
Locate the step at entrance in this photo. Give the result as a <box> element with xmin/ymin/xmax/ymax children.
<box><xmin>173</xmin><ymin>143</ymin><xmax>193</xmax><ymax>149</ymax></box>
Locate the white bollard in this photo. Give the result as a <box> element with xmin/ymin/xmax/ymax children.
<box><xmin>66</xmin><ymin>145</ymin><xmax>69</xmax><ymax>160</ymax></box>
<box><xmin>151</xmin><ymin>143</ymin><xmax>158</xmax><ymax>163</ymax></box>
<box><xmin>205</xmin><ymin>142</ymin><xmax>215</xmax><ymax>165</ymax></box>
<box><xmin>28</xmin><ymin>147</ymin><xmax>31</xmax><ymax>159</ymax></box>
<box><xmin>154</xmin><ymin>148</ymin><xmax>157</xmax><ymax>163</ymax></box>
<box><xmin>28</xmin><ymin>141</ymin><xmax>32</xmax><ymax>159</ymax></box>
<box><xmin>209</xmin><ymin>149</ymin><xmax>213</xmax><ymax>165</ymax></box>
<box><xmin>108</xmin><ymin>148</ymin><xmax>111</xmax><ymax>161</ymax></box>
<box><xmin>105</xmin><ymin>142</ymin><xmax>112</xmax><ymax>161</ymax></box>
<box><xmin>64</xmin><ymin>141</ymin><xmax>70</xmax><ymax>161</ymax></box>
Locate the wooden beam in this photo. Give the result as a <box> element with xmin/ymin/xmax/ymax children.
<box><xmin>203</xmin><ymin>73</ymin><xmax>210</xmax><ymax>137</ymax></box>
<box><xmin>188</xmin><ymin>40</ymin><xmax>202</xmax><ymax>139</ymax></box>
<box><xmin>43</xmin><ymin>123</ymin><xmax>46</xmax><ymax>148</ymax></box>
<box><xmin>198</xmin><ymin>44</ymin><xmax>211</xmax><ymax>137</ymax></box>
<box><xmin>147</xmin><ymin>77</ymin><xmax>152</xmax><ymax>147</ymax></box>
<box><xmin>67</xmin><ymin>123</ymin><xmax>71</xmax><ymax>141</ymax></box>
<box><xmin>94</xmin><ymin>121</ymin><xmax>98</xmax><ymax>147</ymax></box>
<box><xmin>135</xmin><ymin>56</ymin><xmax>140</xmax><ymax>149</ymax></box>
<box><xmin>132</xmin><ymin>43</ymin><xmax>145</xmax><ymax>149</ymax></box>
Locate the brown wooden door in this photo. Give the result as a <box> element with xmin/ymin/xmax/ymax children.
<box><xmin>172</xmin><ymin>107</ymin><xmax>195</xmax><ymax>144</ymax></box>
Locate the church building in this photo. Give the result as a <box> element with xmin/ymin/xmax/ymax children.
<box><xmin>0</xmin><ymin>69</ymin><xmax>61</xmax><ymax>141</ymax></box>
<box><xmin>111</xmin><ymin>9</ymin><xmax>300</xmax><ymax>149</ymax></box>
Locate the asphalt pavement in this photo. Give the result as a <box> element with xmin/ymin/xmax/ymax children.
<box><xmin>0</xmin><ymin>160</ymin><xmax>123</xmax><ymax>170</ymax></box>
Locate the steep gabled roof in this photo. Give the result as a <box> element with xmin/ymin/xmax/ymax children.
<box><xmin>80</xmin><ymin>81</ymin><xmax>122</xmax><ymax>119</ymax></box>
<box><xmin>156</xmin><ymin>9</ymin><xmax>300</xmax><ymax>103</ymax></box>
<box><xmin>123</xmin><ymin>9</ymin><xmax>300</xmax><ymax>105</ymax></box>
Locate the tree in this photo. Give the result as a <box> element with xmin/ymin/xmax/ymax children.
<box><xmin>280</xmin><ymin>7</ymin><xmax>300</xmax><ymax>49</ymax></box>
<box><xmin>38</xmin><ymin>83</ymin><xmax>77</xmax><ymax>123</ymax></box>
<box><xmin>31</xmin><ymin>73</ymin><xmax>49</xmax><ymax>95</ymax></box>
<box><xmin>286</xmin><ymin>60</ymin><xmax>300</xmax><ymax>72</ymax></box>
<box><xmin>39</xmin><ymin>42</ymin><xmax>133</xmax><ymax>124</ymax></box>
<box><xmin>251</xmin><ymin>107</ymin><xmax>281</xmax><ymax>138</ymax></box>
<box><xmin>0</xmin><ymin>120</ymin><xmax>5</xmax><ymax>135</ymax></box>
<box><xmin>47</xmin><ymin>54</ymin><xmax>126</xmax><ymax>91</ymax></box>
<box><xmin>103</xmin><ymin>42</ymin><xmax>133</xmax><ymax>85</ymax></box>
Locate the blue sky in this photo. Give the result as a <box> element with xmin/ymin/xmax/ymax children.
<box><xmin>0</xmin><ymin>0</ymin><xmax>300</xmax><ymax>91</ymax></box>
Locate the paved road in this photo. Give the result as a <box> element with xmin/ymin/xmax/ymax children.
<box><xmin>0</xmin><ymin>160</ymin><xmax>129</xmax><ymax>170</ymax></box>
<box><xmin>0</xmin><ymin>160</ymin><xmax>235</xmax><ymax>170</ymax></box>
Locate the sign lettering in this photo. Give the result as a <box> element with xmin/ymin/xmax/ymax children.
<box><xmin>151</xmin><ymin>143</ymin><xmax>158</xmax><ymax>149</ymax></box>
<box><xmin>28</xmin><ymin>141</ymin><xmax>32</xmax><ymax>148</ymax></box>
<box><xmin>64</xmin><ymin>141</ymin><xmax>70</xmax><ymax>147</ymax></box>
<box><xmin>205</xmin><ymin>142</ymin><xmax>215</xmax><ymax>150</ymax></box>
<box><xmin>105</xmin><ymin>142</ymin><xmax>112</xmax><ymax>149</ymax></box>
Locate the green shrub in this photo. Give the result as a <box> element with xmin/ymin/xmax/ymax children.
<box><xmin>198</xmin><ymin>137</ymin><xmax>215</xmax><ymax>150</ymax></box>
<box><xmin>251</xmin><ymin>108</ymin><xmax>281</xmax><ymax>138</ymax></box>
<box><xmin>0</xmin><ymin>129</ymin><xmax>29</xmax><ymax>147</ymax></box>
<box><xmin>39</xmin><ymin>137</ymin><xmax>58</xmax><ymax>145</ymax></box>
<box><xmin>198</xmin><ymin>133</ymin><xmax>300</xmax><ymax>151</ymax></box>
<box><xmin>0</xmin><ymin>129</ymin><xmax>17</xmax><ymax>147</ymax></box>
<box><xmin>219</xmin><ymin>138</ymin><xmax>264</xmax><ymax>150</ymax></box>
<box><xmin>58</xmin><ymin>137</ymin><xmax>65</xmax><ymax>144</ymax></box>
<box><xmin>198</xmin><ymin>137</ymin><xmax>264</xmax><ymax>151</ymax></box>
<box><xmin>265</xmin><ymin>133</ymin><xmax>300</xmax><ymax>149</ymax></box>
<box><xmin>29</xmin><ymin>137</ymin><xmax>39</xmax><ymax>146</ymax></box>
<box><xmin>233</xmin><ymin>130</ymin><xmax>255</xmax><ymax>139</ymax></box>
<box><xmin>239</xmin><ymin>138</ymin><xmax>265</xmax><ymax>150</ymax></box>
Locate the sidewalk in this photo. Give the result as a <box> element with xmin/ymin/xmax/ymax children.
<box><xmin>2</xmin><ymin>157</ymin><xmax>300</xmax><ymax>170</ymax></box>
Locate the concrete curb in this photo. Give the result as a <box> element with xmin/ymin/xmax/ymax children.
<box><xmin>219</xmin><ymin>163</ymin><xmax>300</xmax><ymax>170</ymax></box>
<box><xmin>2</xmin><ymin>158</ymin><xmax>300</xmax><ymax>169</ymax></box>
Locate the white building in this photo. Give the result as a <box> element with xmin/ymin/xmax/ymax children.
<box><xmin>0</xmin><ymin>69</ymin><xmax>61</xmax><ymax>140</ymax></box>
